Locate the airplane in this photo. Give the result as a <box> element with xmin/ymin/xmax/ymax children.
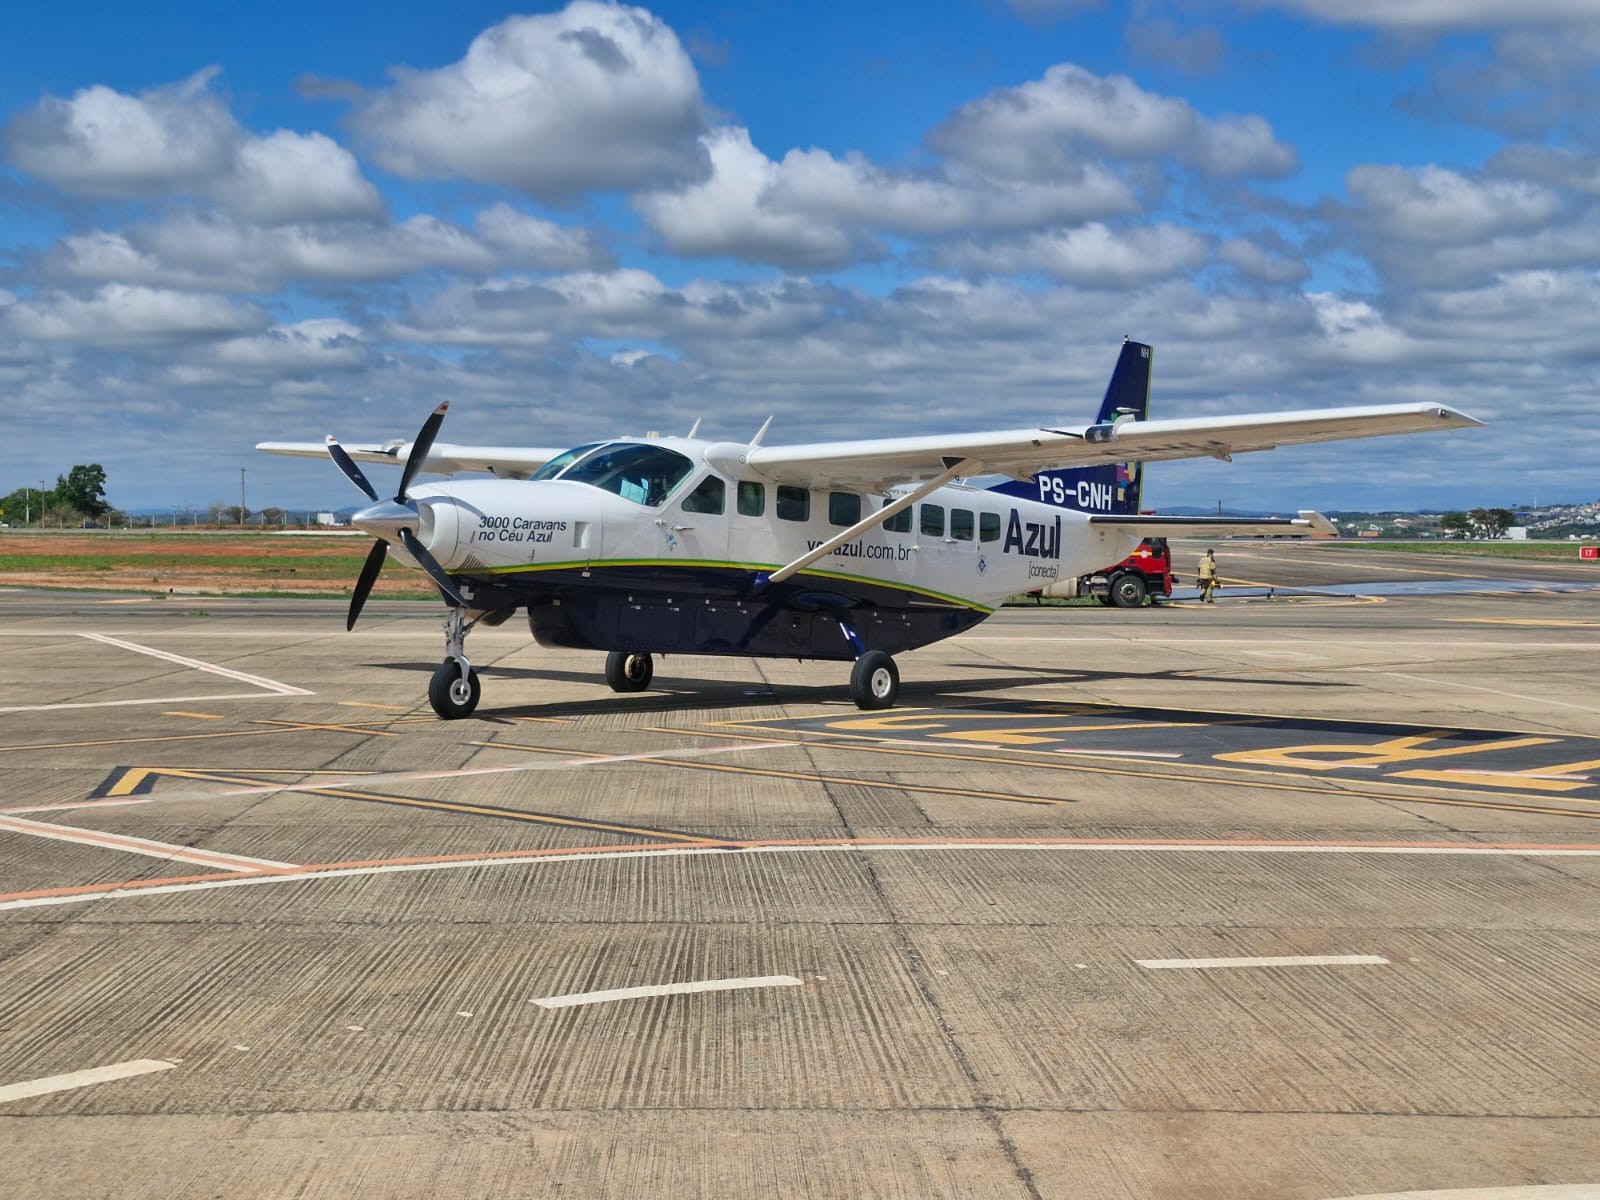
<box><xmin>258</xmin><ymin>340</ymin><xmax>1481</xmax><ymax>719</ymax></box>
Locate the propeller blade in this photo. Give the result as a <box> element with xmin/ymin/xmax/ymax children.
<box><xmin>326</xmin><ymin>437</ymin><xmax>379</xmax><ymax>502</ymax></box>
<box><xmin>347</xmin><ymin>538</ymin><xmax>387</xmax><ymax>630</ymax></box>
<box><xmin>396</xmin><ymin>400</ymin><xmax>449</xmax><ymax>501</ymax></box>
<box><xmin>399</xmin><ymin>527</ymin><xmax>466</xmax><ymax>608</ymax></box>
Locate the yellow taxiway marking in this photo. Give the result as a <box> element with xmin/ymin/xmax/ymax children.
<box><xmin>671</xmin><ymin>726</ymin><xmax>1600</xmax><ymax>821</ymax></box>
<box><xmin>164</xmin><ymin>711</ymin><xmax>223</xmax><ymax>720</ymax></box>
<box><xmin>481</xmin><ymin>738</ymin><xmax>1068</xmax><ymax>806</ymax></box>
<box><xmin>1446</xmin><ymin>617</ymin><xmax>1600</xmax><ymax>628</ymax></box>
<box><xmin>338</xmin><ymin>701</ymin><xmax>410</xmax><ymax>711</ymax></box>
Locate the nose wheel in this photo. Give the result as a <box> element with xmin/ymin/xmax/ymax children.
<box><xmin>429</xmin><ymin>659</ymin><xmax>481</xmax><ymax>719</ymax></box>
<box><xmin>427</xmin><ymin>607</ymin><xmax>482</xmax><ymax>719</ymax></box>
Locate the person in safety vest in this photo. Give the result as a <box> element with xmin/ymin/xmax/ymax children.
<box><xmin>1197</xmin><ymin>548</ymin><xmax>1219</xmax><ymax>603</ymax></box>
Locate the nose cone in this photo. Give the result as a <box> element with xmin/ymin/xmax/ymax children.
<box><xmin>350</xmin><ymin>499</ymin><xmax>418</xmax><ymax>543</ymax></box>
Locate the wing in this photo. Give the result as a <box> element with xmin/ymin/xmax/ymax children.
<box><xmin>1089</xmin><ymin>511</ymin><xmax>1338</xmax><ymax>539</ymax></box>
<box><xmin>255</xmin><ymin>440</ymin><xmax>567</xmax><ymax>480</ymax></box>
<box><xmin>740</xmin><ymin>402</ymin><xmax>1481</xmax><ymax>491</ymax></box>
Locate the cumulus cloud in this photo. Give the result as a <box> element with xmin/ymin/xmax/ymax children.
<box><xmin>937</xmin><ymin>222</ymin><xmax>1208</xmax><ymax>286</ymax></box>
<box><xmin>637</xmin><ymin>126</ymin><xmax>1138</xmax><ymax>268</ymax></box>
<box><xmin>347</xmin><ymin>1</ymin><xmax>708</xmax><ymax>198</ymax></box>
<box><xmin>4</xmin><ymin>69</ymin><xmax>236</xmax><ymax>196</ymax></box>
<box><xmin>926</xmin><ymin>63</ymin><xmax>1297</xmax><ymax>180</ymax></box>
<box><xmin>209</xmin><ymin>131</ymin><xmax>383</xmax><ymax>225</ymax></box>
<box><xmin>636</xmin><ymin>127</ymin><xmax>870</xmax><ymax>268</ymax></box>
<box><xmin>1217</xmin><ymin>237</ymin><xmax>1310</xmax><ymax>284</ymax></box>
<box><xmin>3</xmin><ymin>69</ymin><xmax>383</xmax><ymax>224</ymax></box>
<box><xmin>0</xmin><ymin>283</ymin><xmax>267</xmax><ymax>347</ymax></box>
<box><xmin>1342</xmin><ymin>163</ymin><xmax>1563</xmax><ymax>243</ymax></box>
<box><xmin>1244</xmin><ymin>1</ymin><xmax>1600</xmax><ymax>31</ymax></box>
<box><xmin>475</xmin><ymin>203</ymin><xmax>616</xmax><ymax>270</ymax></box>
<box><xmin>39</xmin><ymin>208</ymin><xmax>611</xmax><ymax>292</ymax></box>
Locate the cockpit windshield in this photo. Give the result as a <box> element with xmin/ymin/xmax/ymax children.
<box><xmin>530</xmin><ymin>442</ymin><xmax>606</xmax><ymax>482</ymax></box>
<box><xmin>549</xmin><ymin>442</ymin><xmax>695</xmax><ymax>506</ymax></box>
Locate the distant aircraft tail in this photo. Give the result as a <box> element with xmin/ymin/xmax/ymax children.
<box><xmin>988</xmin><ymin>338</ymin><xmax>1151</xmax><ymax>514</ymax></box>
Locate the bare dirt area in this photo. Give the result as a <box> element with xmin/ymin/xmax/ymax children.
<box><xmin>0</xmin><ymin>530</ymin><xmax>434</xmax><ymax>598</ymax></box>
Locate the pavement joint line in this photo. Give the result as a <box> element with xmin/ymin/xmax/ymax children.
<box><xmin>1134</xmin><ymin>954</ymin><xmax>1390</xmax><ymax>970</ymax></box>
<box><xmin>1354</xmin><ymin>665</ymin><xmax>1600</xmax><ymax>717</ymax></box>
<box><xmin>6</xmin><ymin>836</ymin><xmax>1600</xmax><ymax>912</ymax></box>
<box><xmin>531</xmin><ymin>975</ymin><xmax>804</xmax><ymax>1009</ymax></box>
<box><xmin>0</xmin><ymin>1058</ymin><xmax>179</xmax><ymax>1105</ymax></box>
<box><xmin>488</xmin><ymin>739</ymin><xmax>1070</xmax><ymax>807</ymax></box>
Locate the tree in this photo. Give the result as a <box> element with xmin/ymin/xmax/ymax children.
<box><xmin>1487</xmin><ymin>507</ymin><xmax>1516</xmax><ymax>538</ymax></box>
<box><xmin>261</xmin><ymin>506</ymin><xmax>285</xmax><ymax>526</ymax></box>
<box><xmin>1440</xmin><ymin>512</ymin><xmax>1472</xmax><ymax>539</ymax></box>
<box><xmin>56</xmin><ymin>464</ymin><xmax>110</xmax><ymax>518</ymax></box>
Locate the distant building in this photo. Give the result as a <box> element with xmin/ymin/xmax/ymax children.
<box><xmin>316</xmin><ymin>512</ymin><xmax>341</xmax><ymax>527</ymax></box>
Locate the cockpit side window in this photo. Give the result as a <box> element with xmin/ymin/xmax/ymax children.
<box><xmin>557</xmin><ymin>443</ymin><xmax>695</xmax><ymax>506</ymax></box>
<box><xmin>530</xmin><ymin>442</ymin><xmax>606</xmax><ymax>482</ymax></box>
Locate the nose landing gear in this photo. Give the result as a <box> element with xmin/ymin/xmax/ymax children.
<box><xmin>428</xmin><ymin>608</ymin><xmax>483</xmax><ymax>719</ymax></box>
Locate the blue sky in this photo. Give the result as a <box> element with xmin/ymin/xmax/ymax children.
<box><xmin>4</xmin><ymin>0</ymin><xmax>1599</xmax><ymax>513</ymax></box>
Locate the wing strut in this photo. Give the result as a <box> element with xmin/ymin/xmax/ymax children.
<box><xmin>758</xmin><ymin>457</ymin><xmax>981</xmax><ymax>588</ymax></box>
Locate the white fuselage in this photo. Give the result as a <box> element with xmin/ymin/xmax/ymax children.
<box><xmin>401</xmin><ymin>437</ymin><xmax>1142</xmax><ymax>616</ymax></box>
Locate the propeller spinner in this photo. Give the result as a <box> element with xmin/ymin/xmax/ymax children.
<box><xmin>326</xmin><ymin>401</ymin><xmax>466</xmax><ymax>629</ymax></box>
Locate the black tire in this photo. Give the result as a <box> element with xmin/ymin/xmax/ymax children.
<box><xmin>1109</xmin><ymin>573</ymin><xmax>1146</xmax><ymax>609</ymax></box>
<box><xmin>428</xmin><ymin>660</ymin><xmax>481</xmax><ymax>719</ymax></box>
<box><xmin>849</xmin><ymin>650</ymin><xmax>899</xmax><ymax>710</ymax></box>
<box><xmin>605</xmin><ymin>650</ymin><xmax>654</xmax><ymax>692</ymax></box>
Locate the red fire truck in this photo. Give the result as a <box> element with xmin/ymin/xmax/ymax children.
<box><xmin>1031</xmin><ymin>537</ymin><xmax>1175</xmax><ymax>607</ymax></box>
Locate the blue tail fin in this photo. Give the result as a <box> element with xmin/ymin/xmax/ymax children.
<box><xmin>988</xmin><ymin>338</ymin><xmax>1151</xmax><ymax>515</ymax></box>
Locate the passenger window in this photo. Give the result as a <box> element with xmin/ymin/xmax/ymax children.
<box><xmin>681</xmin><ymin>475</ymin><xmax>725</xmax><ymax>515</ymax></box>
<box><xmin>884</xmin><ymin>506</ymin><xmax>911</xmax><ymax>534</ymax></box>
<box><xmin>829</xmin><ymin>492</ymin><xmax>861</xmax><ymax>526</ymax></box>
<box><xmin>979</xmin><ymin>512</ymin><xmax>1001</xmax><ymax>542</ymax></box>
<box><xmin>737</xmin><ymin>481</ymin><xmax>765</xmax><ymax>517</ymax></box>
<box><xmin>920</xmin><ymin>504</ymin><xmax>945</xmax><ymax>537</ymax></box>
<box><xmin>951</xmin><ymin>509</ymin><xmax>974</xmax><ymax>541</ymax></box>
<box><xmin>776</xmin><ymin>486</ymin><xmax>810</xmax><ymax>522</ymax></box>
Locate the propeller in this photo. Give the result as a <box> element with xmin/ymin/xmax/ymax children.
<box><xmin>325</xmin><ymin>401</ymin><xmax>466</xmax><ymax>629</ymax></box>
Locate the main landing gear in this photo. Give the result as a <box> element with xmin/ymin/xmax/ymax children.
<box><xmin>428</xmin><ymin>608</ymin><xmax>482</xmax><ymax>719</ymax></box>
<box><xmin>605</xmin><ymin>651</ymin><xmax>654</xmax><ymax>692</ymax></box>
<box><xmin>849</xmin><ymin>650</ymin><xmax>899</xmax><ymax>710</ymax></box>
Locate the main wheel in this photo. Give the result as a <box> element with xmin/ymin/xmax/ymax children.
<box><xmin>428</xmin><ymin>660</ymin><xmax>481</xmax><ymax>719</ymax></box>
<box><xmin>605</xmin><ymin>650</ymin><xmax>654</xmax><ymax>692</ymax></box>
<box><xmin>1109</xmin><ymin>573</ymin><xmax>1146</xmax><ymax>608</ymax></box>
<box><xmin>849</xmin><ymin>650</ymin><xmax>899</xmax><ymax>710</ymax></box>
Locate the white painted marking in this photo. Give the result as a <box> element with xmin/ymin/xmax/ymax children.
<box><xmin>6</xmin><ymin>842</ymin><xmax>1600</xmax><ymax>913</ymax></box>
<box><xmin>1328</xmin><ymin>1188</ymin><xmax>1600</xmax><ymax>1199</ymax></box>
<box><xmin>77</xmin><ymin>633</ymin><xmax>313</xmax><ymax>694</ymax></box>
<box><xmin>533</xmin><ymin>975</ymin><xmax>803</xmax><ymax>1010</ymax></box>
<box><xmin>1053</xmin><ymin>748</ymin><xmax>1183</xmax><ymax>759</ymax></box>
<box><xmin>0</xmin><ymin>691</ymin><xmax>306</xmax><ymax>715</ymax></box>
<box><xmin>0</xmin><ymin>1058</ymin><xmax>176</xmax><ymax>1105</ymax></box>
<box><xmin>0</xmin><ymin>633</ymin><xmax>312</xmax><ymax>713</ymax></box>
<box><xmin>1136</xmin><ymin>954</ymin><xmax>1389</xmax><ymax>970</ymax></box>
<box><xmin>0</xmin><ymin>813</ymin><xmax>296</xmax><ymax>871</ymax></box>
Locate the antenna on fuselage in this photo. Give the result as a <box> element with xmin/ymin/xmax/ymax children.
<box><xmin>750</xmin><ymin>415</ymin><xmax>774</xmax><ymax>446</ymax></box>
<box><xmin>686</xmin><ymin>417</ymin><xmax>703</xmax><ymax>439</ymax></box>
